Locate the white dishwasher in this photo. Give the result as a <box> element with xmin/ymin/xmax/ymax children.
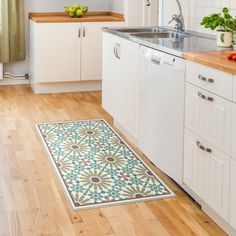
<box><xmin>138</xmin><ymin>46</ymin><xmax>185</xmax><ymax>185</ymax></box>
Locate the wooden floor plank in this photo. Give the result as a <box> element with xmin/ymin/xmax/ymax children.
<box><xmin>0</xmin><ymin>85</ymin><xmax>227</xmax><ymax>236</ymax></box>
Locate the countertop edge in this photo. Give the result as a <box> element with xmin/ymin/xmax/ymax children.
<box><xmin>183</xmin><ymin>51</ymin><xmax>236</xmax><ymax>75</ymax></box>
<box><xmin>29</xmin><ymin>12</ymin><xmax>125</xmax><ymax>23</ymax></box>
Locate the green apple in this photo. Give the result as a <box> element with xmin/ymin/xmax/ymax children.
<box><xmin>76</xmin><ymin>9</ymin><xmax>83</xmax><ymax>17</ymax></box>
<box><xmin>64</xmin><ymin>6</ymin><xmax>70</xmax><ymax>13</ymax></box>
<box><xmin>81</xmin><ymin>6</ymin><xmax>88</xmax><ymax>13</ymax></box>
<box><xmin>73</xmin><ymin>5</ymin><xmax>81</xmax><ymax>10</ymax></box>
<box><xmin>68</xmin><ymin>7</ymin><xmax>76</xmax><ymax>17</ymax></box>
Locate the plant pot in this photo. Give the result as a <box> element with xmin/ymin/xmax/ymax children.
<box><xmin>217</xmin><ymin>31</ymin><xmax>232</xmax><ymax>47</ymax></box>
<box><xmin>233</xmin><ymin>32</ymin><xmax>236</xmax><ymax>50</ymax></box>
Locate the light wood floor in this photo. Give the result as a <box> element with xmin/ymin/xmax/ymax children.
<box><xmin>0</xmin><ymin>85</ymin><xmax>227</xmax><ymax>236</ymax></box>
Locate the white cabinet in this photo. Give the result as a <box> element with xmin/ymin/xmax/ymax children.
<box><xmin>232</xmin><ymin>104</ymin><xmax>236</xmax><ymax>161</ymax></box>
<box><xmin>184</xmin><ymin>129</ymin><xmax>230</xmax><ymax>221</ymax></box>
<box><xmin>81</xmin><ymin>22</ymin><xmax>123</xmax><ymax>81</ymax></box>
<box><xmin>30</xmin><ymin>22</ymin><xmax>81</xmax><ymax>83</ymax></box>
<box><xmin>185</xmin><ymin>83</ymin><xmax>232</xmax><ymax>155</ymax></box>
<box><xmin>102</xmin><ymin>32</ymin><xmax>139</xmax><ymax>138</ymax></box>
<box><xmin>186</xmin><ymin>61</ymin><xmax>233</xmax><ymax>100</ymax></box>
<box><xmin>230</xmin><ymin>160</ymin><xmax>236</xmax><ymax>229</ymax></box>
<box><xmin>30</xmin><ymin>21</ymin><xmax>124</xmax><ymax>83</ymax></box>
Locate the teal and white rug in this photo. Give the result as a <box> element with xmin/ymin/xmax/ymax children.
<box><xmin>36</xmin><ymin>119</ymin><xmax>175</xmax><ymax>211</ymax></box>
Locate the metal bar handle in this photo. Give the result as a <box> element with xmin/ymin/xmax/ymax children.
<box><xmin>116</xmin><ymin>44</ymin><xmax>121</xmax><ymax>59</ymax></box>
<box><xmin>83</xmin><ymin>27</ymin><xmax>85</xmax><ymax>37</ymax></box>
<box><xmin>196</xmin><ymin>141</ymin><xmax>212</xmax><ymax>153</ymax></box>
<box><xmin>113</xmin><ymin>44</ymin><xmax>118</xmax><ymax>58</ymax></box>
<box><xmin>78</xmin><ymin>29</ymin><xmax>81</xmax><ymax>38</ymax></box>
<box><xmin>198</xmin><ymin>74</ymin><xmax>214</xmax><ymax>83</ymax></box>
<box><xmin>198</xmin><ymin>92</ymin><xmax>214</xmax><ymax>102</ymax></box>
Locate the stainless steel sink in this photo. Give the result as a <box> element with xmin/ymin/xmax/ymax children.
<box><xmin>131</xmin><ymin>31</ymin><xmax>191</xmax><ymax>39</ymax></box>
<box><xmin>116</xmin><ymin>28</ymin><xmax>167</xmax><ymax>33</ymax></box>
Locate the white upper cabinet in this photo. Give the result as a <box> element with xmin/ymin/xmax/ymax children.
<box><xmin>102</xmin><ymin>32</ymin><xmax>139</xmax><ymax>138</ymax></box>
<box><xmin>30</xmin><ymin>22</ymin><xmax>81</xmax><ymax>83</ymax></box>
<box><xmin>81</xmin><ymin>22</ymin><xmax>123</xmax><ymax>81</ymax></box>
<box><xmin>185</xmin><ymin>83</ymin><xmax>232</xmax><ymax>155</ymax></box>
<box><xmin>184</xmin><ymin>129</ymin><xmax>230</xmax><ymax>221</ymax></box>
<box><xmin>186</xmin><ymin>61</ymin><xmax>233</xmax><ymax>100</ymax></box>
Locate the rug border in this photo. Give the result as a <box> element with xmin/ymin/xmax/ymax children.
<box><xmin>35</xmin><ymin>118</ymin><xmax>176</xmax><ymax>211</ymax></box>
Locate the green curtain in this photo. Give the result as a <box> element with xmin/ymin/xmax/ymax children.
<box><xmin>0</xmin><ymin>0</ymin><xmax>25</xmax><ymax>63</ymax></box>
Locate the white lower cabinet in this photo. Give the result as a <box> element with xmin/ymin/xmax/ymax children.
<box><xmin>230</xmin><ymin>160</ymin><xmax>236</xmax><ymax>229</ymax></box>
<box><xmin>184</xmin><ymin>129</ymin><xmax>230</xmax><ymax>221</ymax></box>
<box><xmin>231</xmin><ymin>103</ymin><xmax>236</xmax><ymax>161</ymax></box>
<box><xmin>30</xmin><ymin>21</ymin><xmax>123</xmax><ymax>83</ymax></box>
<box><xmin>185</xmin><ymin>83</ymin><xmax>232</xmax><ymax>155</ymax></box>
<box><xmin>102</xmin><ymin>32</ymin><xmax>139</xmax><ymax>138</ymax></box>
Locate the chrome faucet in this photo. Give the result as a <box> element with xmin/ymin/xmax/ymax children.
<box><xmin>168</xmin><ymin>0</ymin><xmax>185</xmax><ymax>32</ymax></box>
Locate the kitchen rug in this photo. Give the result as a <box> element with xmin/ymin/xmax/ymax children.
<box><xmin>36</xmin><ymin>119</ymin><xmax>175</xmax><ymax>211</ymax></box>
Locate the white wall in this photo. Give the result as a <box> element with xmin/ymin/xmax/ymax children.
<box><xmin>4</xmin><ymin>0</ymin><xmax>110</xmax><ymax>75</ymax></box>
<box><xmin>162</xmin><ymin>0</ymin><xmax>236</xmax><ymax>33</ymax></box>
<box><xmin>109</xmin><ymin>0</ymin><xmax>124</xmax><ymax>13</ymax></box>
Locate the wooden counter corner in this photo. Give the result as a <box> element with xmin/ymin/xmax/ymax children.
<box><xmin>183</xmin><ymin>50</ymin><xmax>236</xmax><ymax>75</ymax></box>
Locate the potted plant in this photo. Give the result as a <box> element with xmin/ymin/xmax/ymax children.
<box><xmin>201</xmin><ymin>8</ymin><xmax>235</xmax><ymax>47</ymax></box>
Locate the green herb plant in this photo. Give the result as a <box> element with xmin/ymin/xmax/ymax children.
<box><xmin>201</xmin><ymin>7</ymin><xmax>236</xmax><ymax>32</ymax></box>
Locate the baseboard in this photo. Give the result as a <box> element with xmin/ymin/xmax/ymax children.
<box><xmin>30</xmin><ymin>80</ymin><xmax>102</xmax><ymax>94</ymax></box>
<box><xmin>0</xmin><ymin>78</ymin><xmax>29</xmax><ymax>86</ymax></box>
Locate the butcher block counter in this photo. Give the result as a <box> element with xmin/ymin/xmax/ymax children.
<box><xmin>29</xmin><ymin>12</ymin><xmax>125</xmax><ymax>23</ymax></box>
<box><xmin>183</xmin><ymin>50</ymin><xmax>236</xmax><ymax>75</ymax></box>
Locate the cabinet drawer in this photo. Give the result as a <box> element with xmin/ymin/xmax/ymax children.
<box><xmin>230</xmin><ymin>159</ymin><xmax>236</xmax><ymax>230</ymax></box>
<box><xmin>185</xmin><ymin>83</ymin><xmax>232</xmax><ymax>155</ymax></box>
<box><xmin>186</xmin><ymin>61</ymin><xmax>233</xmax><ymax>100</ymax></box>
<box><xmin>184</xmin><ymin>129</ymin><xmax>230</xmax><ymax>221</ymax></box>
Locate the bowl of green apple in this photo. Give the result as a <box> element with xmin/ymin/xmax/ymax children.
<box><xmin>64</xmin><ymin>5</ymin><xmax>88</xmax><ymax>17</ymax></box>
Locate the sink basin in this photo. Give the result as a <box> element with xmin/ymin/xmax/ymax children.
<box><xmin>131</xmin><ymin>31</ymin><xmax>191</xmax><ymax>39</ymax></box>
<box><xmin>116</xmin><ymin>28</ymin><xmax>167</xmax><ymax>33</ymax></box>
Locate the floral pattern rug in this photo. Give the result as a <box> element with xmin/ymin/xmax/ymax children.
<box><xmin>36</xmin><ymin>119</ymin><xmax>175</xmax><ymax>211</ymax></box>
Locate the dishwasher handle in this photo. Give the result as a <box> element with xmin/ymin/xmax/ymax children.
<box><xmin>151</xmin><ymin>55</ymin><xmax>161</xmax><ymax>65</ymax></box>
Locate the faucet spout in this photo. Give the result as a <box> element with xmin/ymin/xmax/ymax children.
<box><xmin>169</xmin><ymin>0</ymin><xmax>185</xmax><ymax>32</ymax></box>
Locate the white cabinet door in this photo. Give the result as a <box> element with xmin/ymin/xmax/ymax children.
<box><xmin>184</xmin><ymin>129</ymin><xmax>230</xmax><ymax>221</ymax></box>
<box><xmin>81</xmin><ymin>22</ymin><xmax>124</xmax><ymax>81</ymax></box>
<box><xmin>116</xmin><ymin>37</ymin><xmax>139</xmax><ymax>137</ymax></box>
<box><xmin>232</xmin><ymin>104</ymin><xmax>236</xmax><ymax>161</ymax></box>
<box><xmin>102</xmin><ymin>32</ymin><xmax>122</xmax><ymax>118</ymax></box>
<box><xmin>230</xmin><ymin>159</ymin><xmax>236</xmax><ymax>230</ymax></box>
<box><xmin>32</xmin><ymin>22</ymin><xmax>81</xmax><ymax>82</ymax></box>
<box><xmin>185</xmin><ymin>83</ymin><xmax>232</xmax><ymax>155</ymax></box>
<box><xmin>102</xmin><ymin>32</ymin><xmax>139</xmax><ymax>138</ymax></box>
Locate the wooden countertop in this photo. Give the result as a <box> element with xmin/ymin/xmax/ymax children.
<box><xmin>183</xmin><ymin>51</ymin><xmax>236</xmax><ymax>75</ymax></box>
<box><xmin>29</xmin><ymin>12</ymin><xmax>125</xmax><ymax>23</ymax></box>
